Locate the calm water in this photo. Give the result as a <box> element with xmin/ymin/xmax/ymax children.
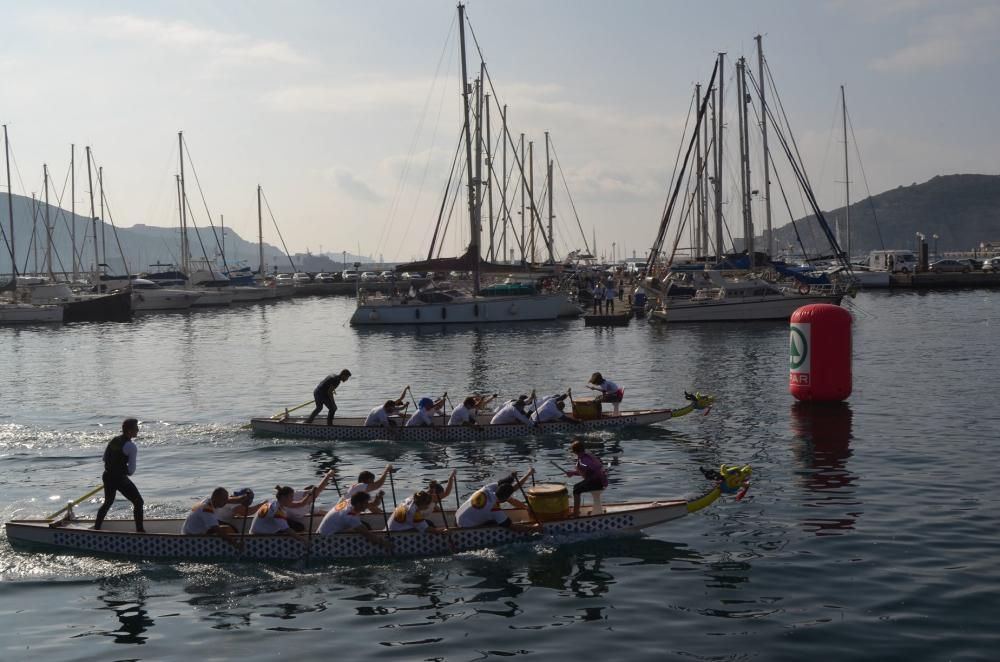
<box><xmin>2</xmin><ymin>291</ymin><xmax>999</xmax><ymax>661</ymax></box>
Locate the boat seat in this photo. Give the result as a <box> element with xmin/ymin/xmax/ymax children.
<box><xmin>590</xmin><ymin>491</ymin><xmax>604</xmax><ymax>515</ymax></box>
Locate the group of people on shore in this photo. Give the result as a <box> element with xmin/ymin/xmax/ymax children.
<box><xmin>91</xmin><ymin>418</ymin><xmax>611</xmax><ymax>546</ymax></box>
<box><xmin>304</xmin><ymin>369</ymin><xmax>626</xmax><ymax>427</ymax></box>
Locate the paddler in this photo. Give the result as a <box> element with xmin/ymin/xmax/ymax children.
<box><xmin>448</xmin><ymin>396</ymin><xmax>481</xmax><ymax>426</ymax></box>
<box><xmin>317</xmin><ymin>492</ymin><xmax>391</xmax><ymax>549</ymax></box>
<box><xmin>249</xmin><ymin>485</ymin><xmax>306</xmax><ymax>543</ymax></box>
<box><xmin>489</xmin><ymin>395</ymin><xmax>536</xmax><ymax>426</ymax></box>
<box><xmin>587</xmin><ymin>372</ymin><xmax>624</xmax><ymax>415</ymax></box>
<box><xmin>305</xmin><ymin>368</ymin><xmax>352</xmax><ymax>425</ymax></box>
<box><xmin>405</xmin><ymin>397</ymin><xmax>443</xmax><ymax>427</ymax></box>
<box><xmin>530</xmin><ymin>394</ymin><xmax>580</xmax><ymax>424</ymax></box>
<box><xmin>94</xmin><ymin>418</ymin><xmax>145</xmax><ymax>532</ymax></box>
<box><xmin>283</xmin><ymin>470</ymin><xmax>336</xmax><ymax>532</ymax></box>
<box><xmin>337</xmin><ymin>465</ymin><xmax>394</xmax><ymax>513</ymax></box>
<box><xmin>455</xmin><ymin>471</ymin><xmax>540</xmax><ymax>533</ymax></box>
<box><xmin>425</xmin><ymin>470</ymin><xmax>458</xmax><ymax>512</ymax></box>
<box><xmin>181</xmin><ymin>487</ymin><xmax>239</xmax><ymax>540</ymax></box>
<box><xmin>365</xmin><ymin>400</ymin><xmax>403</xmax><ymax>427</ymax></box>
<box><xmin>559</xmin><ymin>440</ymin><xmax>609</xmax><ymax>517</ymax></box>
<box><xmin>388</xmin><ymin>491</ymin><xmax>446</xmax><ymax>534</ymax></box>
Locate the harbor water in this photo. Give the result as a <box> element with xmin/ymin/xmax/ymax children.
<box><xmin>1</xmin><ymin>291</ymin><xmax>998</xmax><ymax>661</ymax></box>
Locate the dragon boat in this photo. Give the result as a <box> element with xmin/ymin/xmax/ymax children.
<box><xmin>249</xmin><ymin>392</ymin><xmax>715</xmax><ymax>442</ymax></box>
<box><xmin>4</xmin><ymin>465</ymin><xmax>750</xmax><ymax>562</ymax></box>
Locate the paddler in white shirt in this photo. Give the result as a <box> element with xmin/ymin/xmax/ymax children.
<box><xmin>249</xmin><ymin>485</ymin><xmax>306</xmax><ymax>544</ymax></box>
<box><xmin>317</xmin><ymin>492</ymin><xmax>392</xmax><ymax>550</ymax></box>
<box><xmin>283</xmin><ymin>470</ymin><xmax>336</xmax><ymax>532</ymax></box>
<box><xmin>337</xmin><ymin>465</ymin><xmax>393</xmax><ymax>514</ymax></box>
<box><xmin>490</xmin><ymin>395</ymin><xmax>536</xmax><ymax>426</ymax></box>
<box><xmin>365</xmin><ymin>400</ymin><xmax>403</xmax><ymax>427</ymax></box>
<box><xmin>531</xmin><ymin>394</ymin><xmax>580</xmax><ymax>423</ymax></box>
<box><xmin>388</xmin><ymin>491</ymin><xmax>446</xmax><ymax>534</ymax></box>
<box><xmin>406</xmin><ymin>397</ymin><xmax>442</xmax><ymax>427</ymax></box>
<box><xmin>448</xmin><ymin>396</ymin><xmax>481</xmax><ymax>426</ymax></box>
<box><xmin>455</xmin><ymin>470</ymin><xmax>540</xmax><ymax>532</ymax></box>
<box><xmin>182</xmin><ymin>487</ymin><xmax>238</xmax><ymax>542</ymax></box>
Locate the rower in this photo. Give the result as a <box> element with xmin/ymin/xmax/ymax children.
<box><xmin>317</xmin><ymin>492</ymin><xmax>391</xmax><ymax>549</ymax></box>
<box><xmin>249</xmin><ymin>485</ymin><xmax>305</xmax><ymax>543</ymax></box>
<box><xmin>424</xmin><ymin>470</ymin><xmax>458</xmax><ymax>513</ymax></box>
<box><xmin>182</xmin><ymin>487</ymin><xmax>237</xmax><ymax>539</ymax></box>
<box><xmin>489</xmin><ymin>396</ymin><xmax>536</xmax><ymax>426</ymax></box>
<box><xmin>448</xmin><ymin>396</ymin><xmax>480</xmax><ymax>426</ymax></box>
<box><xmin>283</xmin><ymin>470</ymin><xmax>335</xmax><ymax>532</ymax></box>
<box><xmin>587</xmin><ymin>372</ymin><xmax>624</xmax><ymax>415</ymax></box>
<box><xmin>455</xmin><ymin>471</ymin><xmax>540</xmax><ymax>533</ymax></box>
<box><xmin>531</xmin><ymin>394</ymin><xmax>580</xmax><ymax>424</ymax></box>
<box><xmin>405</xmin><ymin>397</ymin><xmax>440</xmax><ymax>427</ymax></box>
<box><xmin>305</xmin><ymin>368</ymin><xmax>351</xmax><ymax>425</ymax></box>
<box><xmin>388</xmin><ymin>491</ymin><xmax>445</xmax><ymax>534</ymax></box>
<box><xmin>337</xmin><ymin>465</ymin><xmax>393</xmax><ymax>513</ymax></box>
<box><xmin>214</xmin><ymin>488</ymin><xmax>256</xmax><ymax>528</ymax></box>
<box><xmin>365</xmin><ymin>400</ymin><xmax>402</xmax><ymax>427</ymax></box>
<box><xmin>560</xmin><ymin>440</ymin><xmax>610</xmax><ymax>516</ymax></box>
<box><xmin>94</xmin><ymin>418</ymin><xmax>145</xmax><ymax>533</ymax></box>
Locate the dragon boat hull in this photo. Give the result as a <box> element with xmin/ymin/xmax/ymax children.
<box><xmin>4</xmin><ymin>498</ymin><xmax>711</xmax><ymax>562</ymax></box>
<box><xmin>249</xmin><ymin>402</ymin><xmax>709</xmax><ymax>442</ymax></box>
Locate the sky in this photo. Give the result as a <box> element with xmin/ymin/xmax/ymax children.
<box><xmin>2</xmin><ymin>0</ymin><xmax>998</xmax><ymax>264</ymax></box>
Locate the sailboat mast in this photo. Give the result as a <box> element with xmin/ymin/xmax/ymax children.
<box><xmin>756</xmin><ymin>35</ymin><xmax>773</xmax><ymax>258</ymax></box>
<box><xmin>43</xmin><ymin>164</ymin><xmax>53</xmax><ymax>277</ymax></box>
<box><xmin>31</xmin><ymin>193</ymin><xmax>38</xmax><ymax>274</ymax></box>
<box><xmin>457</xmin><ymin>3</ymin><xmax>480</xmax><ymax>294</ymax></box>
<box><xmin>85</xmin><ymin>146</ymin><xmax>98</xmax><ymax>284</ymax></box>
<box><xmin>545</xmin><ymin>131</ymin><xmax>554</xmax><ymax>263</ymax></box>
<box><xmin>3</xmin><ymin>126</ymin><xmax>14</xmax><ymax>276</ymax></box>
<box><xmin>528</xmin><ymin>140</ymin><xmax>535</xmax><ymax>264</ymax></box>
<box><xmin>501</xmin><ymin>104</ymin><xmax>507</xmax><ymax>262</ymax></box>
<box><xmin>177</xmin><ymin>132</ymin><xmax>189</xmax><ymax>280</ymax></box>
<box><xmin>71</xmin><ymin>145</ymin><xmax>77</xmax><ymax>280</ymax></box>
<box><xmin>257</xmin><ymin>185</ymin><xmax>264</xmax><ymax>276</ymax></box>
<box><xmin>714</xmin><ymin>52</ymin><xmax>725</xmax><ymax>261</ymax></box>
<box><xmin>695</xmin><ymin>84</ymin><xmax>704</xmax><ymax>258</ymax></box>
<box><xmin>99</xmin><ymin>166</ymin><xmax>106</xmax><ymax>269</ymax></box>
<box><xmin>737</xmin><ymin>57</ymin><xmax>754</xmax><ymax>267</ymax></box>
<box><xmin>842</xmin><ymin>84</ymin><xmax>850</xmax><ymax>261</ymax></box>
<box><xmin>485</xmin><ymin>93</ymin><xmax>494</xmax><ymax>262</ymax></box>
<box><xmin>519</xmin><ymin>133</ymin><xmax>525</xmax><ymax>263</ymax></box>
<box><xmin>475</xmin><ymin>67</ymin><xmax>483</xmax><ymax>259</ymax></box>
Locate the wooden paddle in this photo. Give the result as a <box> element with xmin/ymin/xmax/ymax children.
<box><xmin>379</xmin><ymin>493</ymin><xmax>394</xmax><ymax>556</ymax></box>
<box><xmin>435</xmin><ymin>492</ymin><xmax>458</xmax><ymax>554</ymax></box>
<box><xmin>271</xmin><ymin>399</ymin><xmax>313</xmax><ymax>420</ymax></box>
<box><xmin>304</xmin><ymin>486</ymin><xmax>319</xmax><ymax>566</ymax></box>
<box><xmin>388</xmin><ymin>467</ymin><xmax>398</xmax><ymax>511</ymax></box>
<box><xmin>514</xmin><ymin>469</ymin><xmax>543</xmax><ymax>532</ymax></box>
<box><xmin>45</xmin><ymin>484</ymin><xmax>104</xmax><ymax>520</ymax></box>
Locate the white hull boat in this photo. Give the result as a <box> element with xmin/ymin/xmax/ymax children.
<box><xmin>0</xmin><ymin>302</ymin><xmax>63</xmax><ymax>324</ymax></box>
<box><xmin>5</xmin><ymin>485</ymin><xmax>739</xmax><ymax>561</ymax></box>
<box><xmin>251</xmin><ymin>394</ymin><xmax>714</xmax><ymax>441</ymax></box>
<box><xmin>190</xmin><ymin>287</ymin><xmax>234</xmax><ymax>307</ymax></box>
<box><xmin>230</xmin><ymin>286</ymin><xmax>271</xmax><ymax>303</ymax></box>
<box><xmin>133</xmin><ymin>288</ymin><xmax>201</xmax><ymax>311</ymax></box>
<box><xmin>351</xmin><ymin>292</ymin><xmax>579</xmax><ymax>326</ymax></box>
<box><xmin>651</xmin><ymin>291</ymin><xmax>843</xmax><ymax>322</ymax></box>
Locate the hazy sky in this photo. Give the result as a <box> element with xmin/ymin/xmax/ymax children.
<box><xmin>2</xmin><ymin>0</ymin><xmax>998</xmax><ymax>263</ymax></box>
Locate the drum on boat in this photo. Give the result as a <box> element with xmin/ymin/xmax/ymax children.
<box><xmin>526</xmin><ymin>483</ymin><xmax>569</xmax><ymax>521</ymax></box>
<box><xmin>571</xmin><ymin>397</ymin><xmax>602</xmax><ymax>420</ymax></box>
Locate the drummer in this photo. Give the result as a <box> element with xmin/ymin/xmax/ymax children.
<box><xmin>587</xmin><ymin>372</ymin><xmax>624</xmax><ymax>415</ymax></box>
<box><xmin>388</xmin><ymin>491</ymin><xmax>446</xmax><ymax>534</ymax></box>
<box><xmin>455</xmin><ymin>471</ymin><xmax>540</xmax><ymax>532</ymax></box>
<box><xmin>317</xmin><ymin>492</ymin><xmax>392</xmax><ymax>549</ymax></box>
<box><xmin>490</xmin><ymin>396</ymin><xmax>536</xmax><ymax>426</ymax></box>
<box><xmin>562</xmin><ymin>440</ymin><xmax>609</xmax><ymax>517</ymax></box>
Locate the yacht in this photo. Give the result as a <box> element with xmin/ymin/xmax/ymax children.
<box><xmin>129</xmin><ymin>279</ymin><xmax>202</xmax><ymax>311</ymax></box>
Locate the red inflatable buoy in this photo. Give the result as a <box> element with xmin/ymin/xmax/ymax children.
<box><xmin>789</xmin><ymin>304</ymin><xmax>852</xmax><ymax>402</ymax></box>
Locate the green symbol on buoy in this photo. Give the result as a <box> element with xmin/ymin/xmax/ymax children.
<box><xmin>790</xmin><ymin>326</ymin><xmax>808</xmax><ymax>370</ymax></box>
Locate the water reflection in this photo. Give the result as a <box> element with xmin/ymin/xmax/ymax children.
<box><xmin>97</xmin><ymin>579</ymin><xmax>155</xmax><ymax>645</ymax></box>
<box><xmin>790</xmin><ymin>402</ymin><xmax>860</xmax><ymax>536</ymax></box>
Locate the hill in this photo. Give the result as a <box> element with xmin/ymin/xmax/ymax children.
<box><xmin>770</xmin><ymin>174</ymin><xmax>1000</xmax><ymax>257</ymax></box>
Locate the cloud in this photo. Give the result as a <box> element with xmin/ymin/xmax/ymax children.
<box><xmin>30</xmin><ymin>11</ymin><xmax>306</xmax><ymax>66</ymax></box>
<box><xmin>869</xmin><ymin>3</ymin><xmax>1000</xmax><ymax>73</ymax></box>
<box><xmin>333</xmin><ymin>171</ymin><xmax>384</xmax><ymax>204</ymax></box>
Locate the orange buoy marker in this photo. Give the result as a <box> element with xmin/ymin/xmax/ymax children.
<box><xmin>789</xmin><ymin>304</ymin><xmax>852</xmax><ymax>402</ymax></box>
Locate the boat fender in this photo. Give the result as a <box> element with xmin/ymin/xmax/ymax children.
<box><xmin>798</xmin><ymin>284</ymin><xmax>811</xmax><ymax>295</ymax></box>
<box><xmin>441</xmin><ymin>307</ymin><xmax>447</xmax><ymax>319</ymax></box>
<box><xmin>509</xmin><ymin>303</ymin><xmax>517</xmax><ymax>315</ymax></box>
<box><xmin>415</xmin><ymin>308</ymin><xmax>421</xmax><ymax>320</ymax></box>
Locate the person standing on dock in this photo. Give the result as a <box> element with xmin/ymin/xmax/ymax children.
<box><xmin>591</xmin><ymin>282</ymin><xmax>604</xmax><ymax>314</ymax></box>
<box><xmin>305</xmin><ymin>369</ymin><xmax>351</xmax><ymax>425</ymax></box>
<box><xmin>94</xmin><ymin>418</ymin><xmax>145</xmax><ymax>532</ymax></box>
<box><xmin>604</xmin><ymin>278</ymin><xmax>616</xmax><ymax>314</ymax></box>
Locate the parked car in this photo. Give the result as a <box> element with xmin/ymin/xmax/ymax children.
<box><xmin>379</xmin><ymin>271</ymin><xmax>395</xmax><ymax>280</ymax></box>
<box><xmin>342</xmin><ymin>270</ymin><xmax>359</xmax><ymax>281</ymax></box>
<box><xmin>359</xmin><ymin>271</ymin><xmax>378</xmax><ymax>282</ymax></box>
<box><xmin>292</xmin><ymin>272</ymin><xmax>311</xmax><ymax>284</ymax></box>
<box><xmin>928</xmin><ymin>259</ymin><xmax>971</xmax><ymax>273</ymax></box>
<box><xmin>275</xmin><ymin>273</ymin><xmax>294</xmax><ymax>281</ymax></box>
<box><xmin>315</xmin><ymin>272</ymin><xmax>337</xmax><ymax>283</ymax></box>
<box><xmin>982</xmin><ymin>256</ymin><xmax>1000</xmax><ymax>273</ymax></box>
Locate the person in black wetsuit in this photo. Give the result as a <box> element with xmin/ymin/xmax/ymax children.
<box><xmin>305</xmin><ymin>369</ymin><xmax>352</xmax><ymax>425</ymax></box>
<box><xmin>94</xmin><ymin>418</ymin><xmax>144</xmax><ymax>532</ymax></box>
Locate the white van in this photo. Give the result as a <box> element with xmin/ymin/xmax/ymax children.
<box><xmin>868</xmin><ymin>250</ymin><xmax>918</xmax><ymax>273</ymax></box>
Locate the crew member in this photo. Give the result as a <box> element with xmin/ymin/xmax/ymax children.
<box><xmin>214</xmin><ymin>488</ymin><xmax>257</xmax><ymax>528</ymax></box>
<box><xmin>305</xmin><ymin>369</ymin><xmax>352</xmax><ymax>425</ymax></box>
<box><xmin>406</xmin><ymin>397</ymin><xmax>440</xmax><ymax>427</ymax></box>
<box><xmin>388</xmin><ymin>491</ymin><xmax>445</xmax><ymax>533</ymax></box>
<box><xmin>531</xmin><ymin>394</ymin><xmax>580</xmax><ymax>423</ymax></box>
<box><xmin>587</xmin><ymin>372</ymin><xmax>624</xmax><ymax>415</ymax></box>
<box><xmin>448</xmin><ymin>396</ymin><xmax>480</xmax><ymax>426</ymax></box>
<box><xmin>249</xmin><ymin>485</ymin><xmax>305</xmax><ymax>542</ymax></box>
<box><xmin>563</xmin><ymin>440</ymin><xmax>610</xmax><ymax>517</ymax></box>
<box><xmin>94</xmin><ymin>418</ymin><xmax>144</xmax><ymax>532</ymax></box>
<box><xmin>365</xmin><ymin>400</ymin><xmax>402</xmax><ymax>427</ymax></box>
<box><xmin>317</xmin><ymin>492</ymin><xmax>391</xmax><ymax>549</ymax></box>
<box><xmin>337</xmin><ymin>465</ymin><xmax>393</xmax><ymax>513</ymax></box>
<box><xmin>490</xmin><ymin>396</ymin><xmax>535</xmax><ymax>426</ymax></box>
<box><xmin>182</xmin><ymin>487</ymin><xmax>237</xmax><ymax>540</ymax></box>
<box><xmin>424</xmin><ymin>470</ymin><xmax>458</xmax><ymax>514</ymax></box>
<box><xmin>455</xmin><ymin>471</ymin><xmax>539</xmax><ymax>532</ymax></box>
<box><xmin>283</xmin><ymin>470</ymin><xmax>336</xmax><ymax>532</ymax></box>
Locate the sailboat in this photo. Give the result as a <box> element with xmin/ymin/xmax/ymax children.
<box><xmin>349</xmin><ymin>4</ymin><xmax>579</xmax><ymax>326</ymax></box>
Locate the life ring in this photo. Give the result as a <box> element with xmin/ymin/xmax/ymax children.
<box><xmin>798</xmin><ymin>284</ymin><xmax>810</xmax><ymax>295</ymax></box>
